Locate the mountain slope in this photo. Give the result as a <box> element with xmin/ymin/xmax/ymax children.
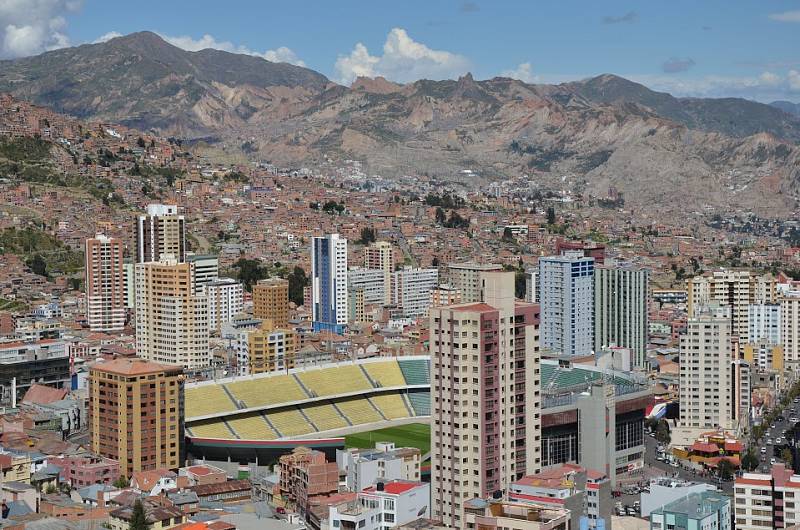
<box><xmin>772</xmin><ymin>100</ymin><xmax>800</xmax><ymax>117</ymax></box>
<box><xmin>1</xmin><ymin>33</ymin><xmax>799</xmax><ymax>217</ymax></box>
<box><xmin>566</xmin><ymin>74</ymin><xmax>800</xmax><ymax>142</ymax></box>
<box><xmin>0</xmin><ymin>31</ymin><xmax>330</xmax><ymax>136</ymax></box>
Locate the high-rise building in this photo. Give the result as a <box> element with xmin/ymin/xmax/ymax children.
<box><xmin>430</xmin><ymin>272</ymin><xmax>541</xmax><ymax>527</ymax></box>
<box><xmin>204</xmin><ymin>278</ymin><xmax>244</xmax><ymax>332</ymax></box>
<box><xmin>123</xmin><ymin>260</ymin><xmax>135</xmax><ymax>309</ymax></box>
<box><xmin>135</xmin><ymin>204</ymin><xmax>186</xmax><ymax>263</ymax></box>
<box><xmin>594</xmin><ymin>264</ymin><xmax>649</xmax><ymax>367</ymax></box>
<box><xmin>539</xmin><ymin>252</ymin><xmax>595</xmax><ymax>357</ymax></box>
<box><xmin>134</xmin><ymin>258</ymin><xmax>210</xmax><ymax>369</ymax></box>
<box><xmin>311</xmin><ymin>234</ymin><xmax>348</xmax><ymax>333</ymax></box>
<box><xmin>748</xmin><ymin>303</ymin><xmax>781</xmax><ymax>344</ymax></box>
<box><xmin>446</xmin><ymin>262</ymin><xmax>503</xmax><ymax>303</ymax></box>
<box><xmin>524</xmin><ymin>267</ymin><xmax>538</xmax><ymax>303</ymax></box>
<box><xmin>253</xmin><ymin>277</ymin><xmax>290</xmax><ymax>328</ymax></box>
<box><xmin>781</xmin><ymin>292</ymin><xmax>800</xmax><ymax>366</ymax></box>
<box><xmin>187</xmin><ymin>254</ymin><xmax>219</xmax><ymax>294</ymax></box>
<box><xmin>743</xmin><ymin>341</ymin><xmax>784</xmax><ymax>371</ymax></box>
<box><xmin>679</xmin><ymin>305</ymin><xmax>733</xmax><ymax>430</ymax></box>
<box><xmin>391</xmin><ymin>266</ymin><xmax>438</xmax><ymax>318</ymax></box>
<box><xmin>85</xmin><ymin>234</ymin><xmax>126</xmax><ymax>332</ymax></box>
<box><xmin>235</xmin><ymin>322</ymin><xmax>298</xmax><ymax>376</ymax></box>
<box><xmin>687</xmin><ymin>270</ymin><xmax>776</xmax><ymax>345</ymax></box>
<box><xmin>732</xmin><ymin>359</ymin><xmax>751</xmax><ymax>428</ymax></box>
<box><xmin>348</xmin><ymin>268</ymin><xmax>387</xmax><ymax>307</ymax></box>
<box><xmin>364</xmin><ymin>241</ymin><xmax>394</xmax><ymax>304</ymax></box>
<box><xmin>88</xmin><ymin>358</ymin><xmax>184</xmax><ymax>477</ymax></box>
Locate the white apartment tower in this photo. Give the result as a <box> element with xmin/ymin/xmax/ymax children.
<box><xmin>539</xmin><ymin>252</ymin><xmax>595</xmax><ymax>356</ymax></box>
<box><xmin>204</xmin><ymin>278</ymin><xmax>244</xmax><ymax>332</ymax></box>
<box><xmin>679</xmin><ymin>305</ymin><xmax>733</xmax><ymax>430</ymax></box>
<box><xmin>391</xmin><ymin>267</ymin><xmax>439</xmax><ymax>318</ymax></box>
<box><xmin>687</xmin><ymin>270</ymin><xmax>776</xmax><ymax>345</ymax></box>
<box><xmin>748</xmin><ymin>303</ymin><xmax>781</xmax><ymax>345</ymax></box>
<box><xmin>312</xmin><ymin>234</ymin><xmax>348</xmax><ymax>333</ymax></box>
<box><xmin>85</xmin><ymin>234</ymin><xmax>126</xmax><ymax>332</ymax></box>
<box><xmin>135</xmin><ymin>203</ymin><xmax>186</xmax><ymax>263</ymax></box>
<box><xmin>134</xmin><ymin>257</ymin><xmax>210</xmax><ymax>368</ymax></box>
<box><xmin>594</xmin><ymin>264</ymin><xmax>649</xmax><ymax>367</ymax></box>
<box><xmin>430</xmin><ymin>272</ymin><xmax>541</xmax><ymax>527</ymax></box>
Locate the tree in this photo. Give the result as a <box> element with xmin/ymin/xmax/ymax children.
<box><xmin>655</xmin><ymin>419</ymin><xmax>671</xmax><ymax>445</ymax></box>
<box><xmin>26</xmin><ymin>254</ymin><xmax>47</xmax><ymax>276</ymax></box>
<box><xmin>546</xmin><ymin>207</ymin><xmax>556</xmax><ymax>225</ymax></box>
<box><xmin>231</xmin><ymin>258</ymin><xmax>266</xmax><ymax>291</ymax></box>
<box><xmin>502</xmin><ymin>227</ymin><xmax>514</xmax><ymax>242</ymax></box>
<box><xmin>129</xmin><ymin>499</ymin><xmax>147</xmax><ymax>530</ymax></box>
<box><xmin>717</xmin><ymin>458</ymin><xmax>735</xmax><ymax>481</ymax></box>
<box><xmin>113</xmin><ymin>475</ymin><xmax>129</xmax><ymax>488</ymax></box>
<box><xmin>288</xmin><ymin>266</ymin><xmax>308</xmax><ymax>306</ymax></box>
<box><xmin>358</xmin><ymin>227</ymin><xmax>376</xmax><ymax>245</ymax></box>
<box><xmin>782</xmin><ymin>447</ymin><xmax>794</xmax><ymax>469</ymax></box>
<box><xmin>136</xmin><ymin>137</ymin><xmax>146</xmax><ymax>149</ymax></box>
<box><xmin>435</xmin><ymin>207</ymin><xmax>446</xmax><ymax>225</ymax></box>
<box><xmin>741</xmin><ymin>450</ymin><xmax>759</xmax><ymax>472</ymax></box>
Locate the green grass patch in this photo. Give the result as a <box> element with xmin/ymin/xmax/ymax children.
<box><xmin>345</xmin><ymin>423</ymin><xmax>430</xmax><ymax>454</ymax></box>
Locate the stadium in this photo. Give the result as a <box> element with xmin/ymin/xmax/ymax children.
<box><xmin>185</xmin><ymin>356</ymin><xmax>431</xmax><ymax>463</ymax></box>
<box><xmin>185</xmin><ymin>355</ymin><xmax>651</xmax><ymax>472</ymax></box>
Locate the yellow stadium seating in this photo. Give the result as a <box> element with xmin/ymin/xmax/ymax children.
<box><xmin>370</xmin><ymin>393</ymin><xmax>411</xmax><ymax>420</ymax></box>
<box><xmin>363</xmin><ymin>361</ymin><xmax>406</xmax><ymax>388</ymax></box>
<box><xmin>266</xmin><ymin>408</ymin><xmax>314</xmax><ymax>437</ymax></box>
<box><xmin>185</xmin><ymin>385</ymin><xmax>238</xmax><ymax>418</ymax></box>
<box><xmin>297</xmin><ymin>365</ymin><xmax>372</xmax><ymax>397</ymax></box>
<box><xmin>189</xmin><ymin>420</ymin><xmax>235</xmax><ymax>439</ymax></box>
<box><xmin>337</xmin><ymin>398</ymin><xmax>382</xmax><ymax>425</ymax></box>
<box><xmin>302</xmin><ymin>402</ymin><xmax>349</xmax><ymax>432</ymax></box>
<box><xmin>227</xmin><ymin>414</ymin><xmax>278</xmax><ymax>440</ymax></box>
<box><xmin>225</xmin><ymin>374</ymin><xmax>307</xmax><ymax>408</ymax></box>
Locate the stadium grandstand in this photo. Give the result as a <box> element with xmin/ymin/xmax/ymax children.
<box><xmin>185</xmin><ymin>356</ymin><xmax>431</xmax><ymax>462</ymax></box>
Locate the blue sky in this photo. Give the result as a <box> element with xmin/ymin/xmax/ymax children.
<box><xmin>6</xmin><ymin>0</ymin><xmax>800</xmax><ymax>101</ymax></box>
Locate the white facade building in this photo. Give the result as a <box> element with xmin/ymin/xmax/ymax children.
<box><xmin>748</xmin><ymin>303</ymin><xmax>781</xmax><ymax>344</ymax></box>
<box><xmin>391</xmin><ymin>267</ymin><xmax>438</xmax><ymax>318</ymax></box>
<box><xmin>328</xmin><ymin>481</ymin><xmax>430</xmax><ymax>530</ymax></box>
<box><xmin>204</xmin><ymin>278</ymin><xmax>244</xmax><ymax>332</ymax></box>
<box><xmin>312</xmin><ymin>234</ymin><xmax>348</xmax><ymax>333</ymax></box>
<box><xmin>348</xmin><ymin>268</ymin><xmax>387</xmax><ymax>307</ymax></box>
<box><xmin>594</xmin><ymin>264</ymin><xmax>649</xmax><ymax>367</ymax></box>
<box><xmin>539</xmin><ymin>252</ymin><xmax>595</xmax><ymax>356</ymax></box>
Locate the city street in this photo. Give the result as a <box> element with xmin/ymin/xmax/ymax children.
<box><xmin>643</xmin><ymin>434</ymin><xmax>733</xmax><ymax>494</ymax></box>
<box><xmin>752</xmin><ymin>397</ymin><xmax>800</xmax><ymax>474</ymax></box>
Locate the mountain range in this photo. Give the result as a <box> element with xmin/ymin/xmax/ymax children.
<box><xmin>1</xmin><ymin>31</ymin><xmax>799</xmax><ymax>217</ymax></box>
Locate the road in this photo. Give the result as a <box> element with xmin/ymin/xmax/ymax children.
<box><xmin>642</xmin><ymin>434</ymin><xmax>733</xmax><ymax>494</ymax></box>
<box><xmin>752</xmin><ymin>397</ymin><xmax>800</xmax><ymax>474</ymax></box>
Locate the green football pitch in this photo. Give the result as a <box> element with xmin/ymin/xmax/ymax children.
<box><xmin>345</xmin><ymin>423</ymin><xmax>430</xmax><ymax>454</ymax></box>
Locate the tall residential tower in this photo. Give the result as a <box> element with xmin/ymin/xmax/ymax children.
<box><xmin>311</xmin><ymin>234</ymin><xmax>348</xmax><ymax>333</ymax></box>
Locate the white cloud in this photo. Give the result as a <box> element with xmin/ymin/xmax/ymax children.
<box><xmin>92</xmin><ymin>31</ymin><xmax>121</xmax><ymax>44</ymax></box>
<box><xmin>0</xmin><ymin>0</ymin><xmax>82</xmax><ymax>58</ymax></box>
<box><xmin>789</xmin><ymin>70</ymin><xmax>800</xmax><ymax>91</ymax></box>
<box><xmin>628</xmin><ymin>71</ymin><xmax>800</xmax><ymax>101</ymax></box>
<box><xmin>262</xmin><ymin>46</ymin><xmax>305</xmax><ymax>67</ymax></box>
<box><xmin>335</xmin><ymin>28</ymin><xmax>470</xmax><ymax>85</ymax></box>
<box><xmin>501</xmin><ymin>62</ymin><xmax>538</xmax><ymax>83</ymax></box>
<box><xmin>769</xmin><ymin>10</ymin><xmax>800</xmax><ymax>22</ymax></box>
<box><xmin>160</xmin><ymin>32</ymin><xmax>305</xmax><ymax>66</ymax></box>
